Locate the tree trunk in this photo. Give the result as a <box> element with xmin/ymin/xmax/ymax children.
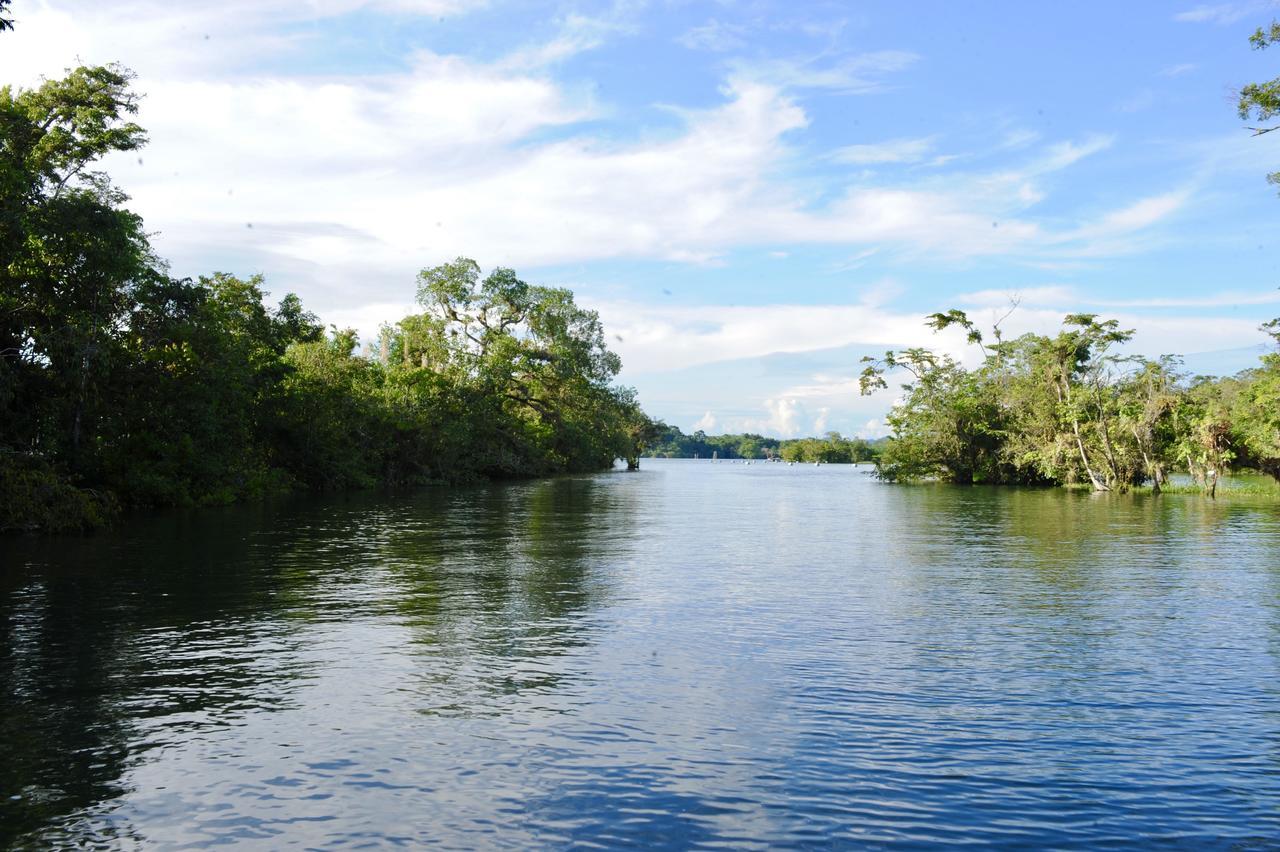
<box><xmin>1061</xmin><ymin>373</ymin><xmax>1106</xmax><ymax>491</ymax></box>
<box><xmin>70</xmin><ymin>342</ymin><xmax>90</xmax><ymax>465</ymax></box>
<box><xmin>1133</xmin><ymin>427</ymin><xmax>1159</xmax><ymax>494</ymax></box>
<box><xmin>1073</xmin><ymin>424</ymin><xmax>1106</xmax><ymax>491</ymax></box>
<box><xmin>1096</xmin><ymin>402</ymin><xmax>1123</xmax><ymax>490</ymax></box>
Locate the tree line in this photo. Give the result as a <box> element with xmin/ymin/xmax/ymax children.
<box><xmin>859</xmin><ymin>309</ymin><xmax>1280</xmax><ymax>495</ymax></box>
<box><xmin>647</xmin><ymin>427</ymin><xmax>882</xmax><ymax>463</ymax></box>
<box><xmin>0</xmin><ymin>66</ymin><xmax>655</xmax><ymax>531</ymax></box>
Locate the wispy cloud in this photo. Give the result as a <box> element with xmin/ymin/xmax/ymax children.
<box><xmin>500</xmin><ymin>5</ymin><xmax>638</xmax><ymax>70</ymax></box>
<box><xmin>1000</xmin><ymin>129</ymin><xmax>1042</xmax><ymax>150</ymax></box>
<box><xmin>1052</xmin><ymin>189</ymin><xmax>1193</xmax><ymax>249</ymax></box>
<box><xmin>825</xmin><ymin>248</ymin><xmax>880</xmax><ymax>273</ymax></box>
<box><xmin>958</xmin><ymin>285</ymin><xmax>1280</xmax><ymax>310</ymax></box>
<box><xmin>1030</xmin><ymin>135</ymin><xmax>1115</xmax><ymax>174</ymax></box>
<box><xmin>677</xmin><ymin>19</ymin><xmax>747</xmax><ymax>52</ymax></box>
<box><xmin>1097</xmin><ymin>190</ymin><xmax>1192</xmax><ymax>231</ymax></box>
<box><xmin>831</xmin><ymin>136</ymin><xmax>935</xmax><ymax>165</ymax></box>
<box><xmin>1160</xmin><ymin>62</ymin><xmax>1200</xmax><ymax>77</ymax></box>
<box><xmin>729</xmin><ymin>50</ymin><xmax>919</xmax><ymax>93</ymax></box>
<box><xmin>1174</xmin><ymin>2</ymin><xmax>1276</xmax><ymax>24</ymax></box>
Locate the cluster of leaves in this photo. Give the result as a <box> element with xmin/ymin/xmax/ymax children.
<box><xmin>1240</xmin><ymin>20</ymin><xmax>1280</xmax><ymax>187</ymax></box>
<box><xmin>860</xmin><ymin>310</ymin><xmax>1280</xmax><ymax>496</ymax></box>
<box><xmin>647</xmin><ymin>426</ymin><xmax>882</xmax><ymax>463</ymax></box>
<box><xmin>0</xmin><ymin>67</ymin><xmax>653</xmax><ymax>531</ymax></box>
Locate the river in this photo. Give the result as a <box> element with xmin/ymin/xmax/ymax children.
<box><xmin>3</xmin><ymin>459</ymin><xmax>1280</xmax><ymax>848</ymax></box>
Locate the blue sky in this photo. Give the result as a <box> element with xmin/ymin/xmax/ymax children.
<box><xmin>3</xmin><ymin>0</ymin><xmax>1280</xmax><ymax>437</ymax></box>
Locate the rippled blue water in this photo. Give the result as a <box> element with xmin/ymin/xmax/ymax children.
<box><xmin>4</xmin><ymin>459</ymin><xmax>1280</xmax><ymax>848</ymax></box>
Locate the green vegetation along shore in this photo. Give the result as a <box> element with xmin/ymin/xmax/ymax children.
<box><xmin>1</xmin><ymin>66</ymin><xmax>656</xmax><ymax>532</ymax></box>
<box><xmin>860</xmin><ymin>309</ymin><xmax>1280</xmax><ymax>496</ymax></box>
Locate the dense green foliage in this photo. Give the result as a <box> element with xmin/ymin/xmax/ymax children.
<box><xmin>647</xmin><ymin>426</ymin><xmax>881</xmax><ymax>463</ymax></box>
<box><xmin>861</xmin><ymin>310</ymin><xmax>1280</xmax><ymax>495</ymax></box>
<box><xmin>0</xmin><ymin>67</ymin><xmax>652</xmax><ymax>532</ymax></box>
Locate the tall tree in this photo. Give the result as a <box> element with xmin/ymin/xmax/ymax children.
<box><xmin>412</xmin><ymin>257</ymin><xmax>628</xmax><ymax>472</ymax></box>
<box><xmin>0</xmin><ymin>65</ymin><xmax>152</xmax><ymax>466</ymax></box>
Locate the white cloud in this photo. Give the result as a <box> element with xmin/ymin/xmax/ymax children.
<box><xmin>1160</xmin><ymin>62</ymin><xmax>1199</xmax><ymax>77</ymax></box>
<box><xmin>733</xmin><ymin>398</ymin><xmax>804</xmax><ymax>438</ymax></box>
<box><xmin>0</xmin><ymin>2</ymin><xmax>1226</xmax><ymax>328</ymax></box>
<box><xmin>325</xmin><ymin>300</ymin><xmax>420</xmax><ymax>338</ymax></box>
<box><xmin>692</xmin><ymin>411</ymin><xmax>718</xmax><ymax>432</ymax></box>
<box><xmin>812</xmin><ymin>407</ymin><xmax>830</xmax><ymax>433</ymax></box>
<box><xmin>767</xmin><ymin>398</ymin><xmax>803</xmax><ymax>436</ymax></box>
<box><xmin>831</xmin><ymin>136</ymin><xmax>935</xmax><ymax>165</ymax></box>
<box><xmin>0</xmin><ymin>0</ymin><xmax>488</xmax><ymax>85</ymax></box>
<box><xmin>858</xmin><ymin>419</ymin><xmax>891</xmax><ymax>439</ymax></box>
<box><xmin>1096</xmin><ymin>191</ymin><xmax>1191</xmax><ymax>231</ymax></box>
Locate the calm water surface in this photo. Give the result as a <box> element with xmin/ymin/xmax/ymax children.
<box><xmin>4</xmin><ymin>459</ymin><xmax>1280</xmax><ymax>848</ymax></box>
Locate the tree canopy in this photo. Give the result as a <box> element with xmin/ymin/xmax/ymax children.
<box><xmin>1</xmin><ymin>66</ymin><xmax>655</xmax><ymax>531</ymax></box>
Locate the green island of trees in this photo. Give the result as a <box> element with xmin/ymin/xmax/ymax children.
<box><xmin>646</xmin><ymin>427</ymin><xmax>882</xmax><ymax>463</ymax></box>
<box><xmin>859</xmin><ymin>309</ymin><xmax>1280</xmax><ymax>496</ymax></box>
<box><xmin>1</xmin><ymin>65</ymin><xmax>656</xmax><ymax>532</ymax></box>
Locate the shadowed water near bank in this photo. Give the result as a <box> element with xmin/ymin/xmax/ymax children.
<box><xmin>4</xmin><ymin>459</ymin><xmax>1280</xmax><ymax>847</ymax></box>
